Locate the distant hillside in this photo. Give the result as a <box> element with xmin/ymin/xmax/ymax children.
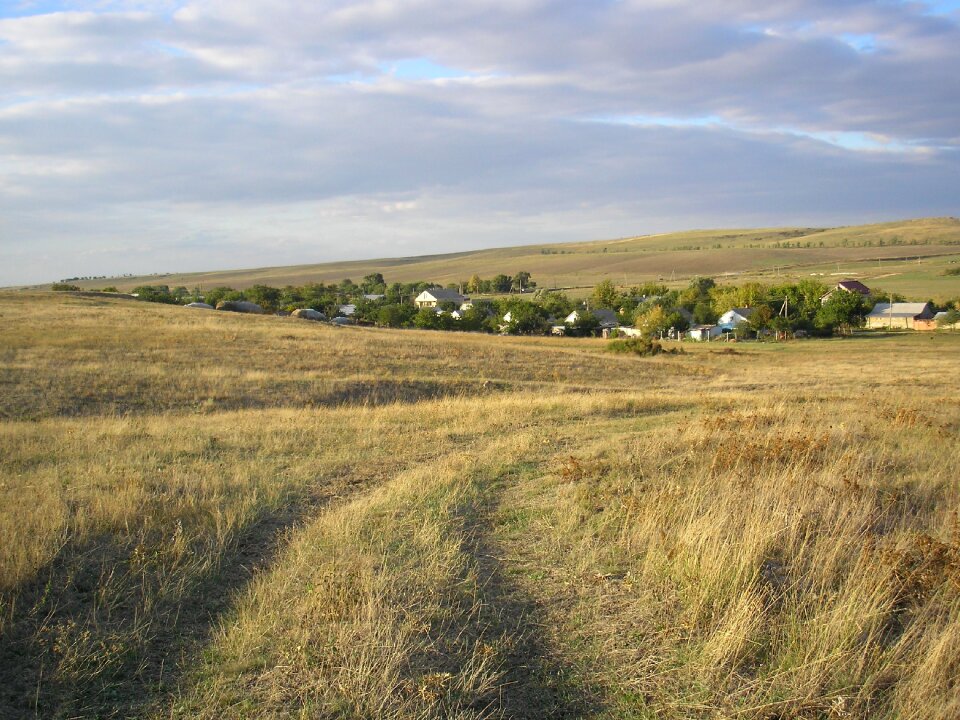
<box><xmin>48</xmin><ymin>217</ymin><xmax>960</xmax><ymax>295</ymax></box>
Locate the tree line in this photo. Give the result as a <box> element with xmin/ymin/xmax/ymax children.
<box><xmin>83</xmin><ymin>271</ymin><xmax>959</xmax><ymax>338</ymax></box>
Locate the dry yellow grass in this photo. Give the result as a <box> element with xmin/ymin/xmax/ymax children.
<box><xmin>1</xmin><ymin>291</ymin><xmax>958</xmax><ymax>718</ymax></box>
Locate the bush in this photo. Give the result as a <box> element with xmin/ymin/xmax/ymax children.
<box><xmin>51</xmin><ymin>283</ymin><xmax>81</xmax><ymax>291</ymax></box>
<box><xmin>131</xmin><ymin>285</ymin><xmax>179</xmax><ymax>304</ymax></box>
<box><xmin>606</xmin><ymin>337</ymin><xmax>682</xmax><ymax>356</ymax></box>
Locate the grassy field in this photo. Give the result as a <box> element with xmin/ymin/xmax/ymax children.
<box><xmin>40</xmin><ymin>217</ymin><xmax>960</xmax><ymax>302</ymax></box>
<box><xmin>1</xmin><ymin>292</ymin><xmax>959</xmax><ymax>719</ymax></box>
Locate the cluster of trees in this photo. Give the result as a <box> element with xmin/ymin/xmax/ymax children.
<box><xmin>124</xmin><ymin>269</ymin><xmax>959</xmax><ymax>339</ymax></box>
<box><xmin>588</xmin><ymin>276</ymin><xmax>867</xmax><ymax>336</ymax></box>
<box><xmin>463</xmin><ymin>271</ymin><xmax>535</xmax><ymax>294</ymax></box>
<box><xmin>126</xmin><ymin>270</ymin><xmax>540</xmax><ymax>322</ymax></box>
<box><xmin>590</xmin><ymin>276</ymin><xmax>958</xmax><ymax>337</ymax></box>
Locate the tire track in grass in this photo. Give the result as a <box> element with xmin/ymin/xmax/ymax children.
<box><xmin>454</xmin><ymin>460</ymin><xmax>607</xmax><ymax>719</ymax></box>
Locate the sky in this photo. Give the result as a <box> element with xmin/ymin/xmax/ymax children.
<box><xmin>0</xmin><ymin>0</ymin><xmax>958</xmax><ymax>286</ymax></box>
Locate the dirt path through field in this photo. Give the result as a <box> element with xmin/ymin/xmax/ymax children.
<box><xmin>457</xmin><ymin>462</ymin><xmax>605</xmax><ymax>718</ymax></box>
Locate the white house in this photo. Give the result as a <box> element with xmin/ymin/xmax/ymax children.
<box><xmin>414</xmin><ymin>288</ymin><xmax>468</xmax><ymax>308</ymax></box>
<box><xmin>717</xmin><ymin>307</ymin><xmax>754</xmax><ymax>330</ymax></box>
<box><xmin>338</xmin><ymin>303</ymin><xmax>356</xmax><ymax>316</ymax></box>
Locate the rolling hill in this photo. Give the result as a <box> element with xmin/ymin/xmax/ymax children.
<box><xmin>49</xmin><ymin>217</ymin><xmax>960</xmax><ymax>300</ymax></box>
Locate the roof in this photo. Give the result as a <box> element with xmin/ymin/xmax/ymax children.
<box><xmin>867</xmin><ymin>302</ymin><xmax>933</xmax><ymax>318</ymax></box>
<box><xmin>593</xmin><ymin>308</ymin><xmax>619</xmax><ymax>326</ymax></box>
<box><xmin>418</xmin><ymin>288</ymin><xmax>467</xmax><ymax>302</ymax></box>
<box><xmin>565</xmin><ymin>308</ymin><xmax>619</xmax><ymax>326</ymax></box>
<box><xmin>836</xmin><ymin>279</ymin><xmax>871</xmax><ymax>294</ymax></box>
<box><xmin>722</xmin><ymin>307</ymin><xmax>755</xmax><ymax>319</ymax></box>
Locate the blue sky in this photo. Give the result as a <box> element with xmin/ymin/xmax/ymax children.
<box><xmin>0</xmin><ymin>0</ymin><xmax>958</xmax><ymax>285</ymax></box>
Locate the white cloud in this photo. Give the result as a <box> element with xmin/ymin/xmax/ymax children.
<box><xmin>0</xmin><ymin>0</ymin><xmax>958</xmax><ymax>285</ymax></box>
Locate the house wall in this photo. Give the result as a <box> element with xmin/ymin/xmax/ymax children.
<box><xmin>866</xmin><ymin>315</ymin><xmax>915</xmax><ymax>329</ymax></box>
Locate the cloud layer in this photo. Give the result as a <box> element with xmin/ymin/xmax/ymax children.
<box><xmin>1</xmin><ymin>0</ymin><xmax>958</xmax><ymax>284</ymax></box>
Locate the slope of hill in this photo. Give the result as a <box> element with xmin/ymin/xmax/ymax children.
<box><xmin>1</xmin><ymin>292</ymin><xmax>959</xmax><ymax>718</ymax></box>
<box><xmin>49</xmin><ymin>217</ymin><xmax>960</xmax><ymax>297</ymax></box>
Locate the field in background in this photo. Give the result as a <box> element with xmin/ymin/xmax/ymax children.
<box><xmin>1</xmin><ymin>292</ymin><xmax>959</xmax><ymax>719</ymax></box>
<box><xmin>38</xmin><ymin>217</ymin><xmax>960</xmax><ymax>302</ymax></box>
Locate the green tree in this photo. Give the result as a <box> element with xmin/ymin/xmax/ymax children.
<box><xmin>937</xmin><ymin>309</ymin><xmax>960</xmax><ymax>329</ymax></box>
<box><xmin>511</xmin><ymin>271</ymin><xmax>535</xmax><ymax>292</ymax></box>
<box><xmin>632</xmin><ymin>282</ymin><xmax>669</xmax><ymax>298</ymax></box>
<box><xmin>747</xmin><ymin>305</ymin><xmax>774</xmax><ymax>335</ymax></box>
<box><xmin>539</xmin><ymin>291</ymin><xmax>574</xmax><ymax>319</ymax></box>
<box><xmin>467</xmin><ymin>274</ymin><xmax>483</xmax><ymax>294</ymax></box>
<box><xmin>362</xmin><ymin>273</ymin><xmax>386</xmax><ymax>292</ymax></box>
<box><xmin>246</xmin><ymin>284</ymin><xmax>282</xmax><ymax>312</ymax></box>
<box><xmin>693</xmin><ymin>301</ymin><xmax>716</xmax><ymax>324</ymax></box>
<box><xmin>664</xmin><ymin>310</ymin><xmax>689</xmax><ymax>333</ymax></box>
<box><xmin>591</xmin><ymin>279</ymin><xmax>620</xmax><ymax>309</ymax></box>
<box><xmin>492</xmin><ymin>274</ymin><xmax>512</xmax><ymax>293</ymax></box>
<box><xmin>202</xmin><ymin>286</ymin><xmax>238</xmax><ymax>307</ymax></box>
<box><xmin>710</xmin><ymin>285</ymin><xmax>741</xmax><ymax>316</ymax></box>
<box><xmin>815</xmin><ymin>291</ymin><xmax>866</xmax><ymax>334</ymax></box>
<box><xmin>412</xmin><ymin>308</ymin><xmax>445</xmax><ymax>330</ymax></box>
<box><xmin>503</xmin><ymin>302</ymin><xmax>548</xmax><ymax>335</ymax></box>
<box><xmin>637</xmin><ymin>306</ymin><xmax>670</xmax><ymax>337</ymax></box>
<box><xmin>131</xmin><ymin>285</ymin><xmax>179</xmax><ymax>304</ymax></box>
<box><xmin>377</xmin><ymin>304</ymin><xmax>416</xmax><ymax>328</ymax></box>
<box><xmin>567</xmin><ymin>310</ymin><xmax>600</xmax><ymax>336</ymax></box>
<box><xmin>457</xmin><ymin>306</ymin><xmax>491</xmax><ymax>332</ymax></box>
<box><xmin>737</xmin><ymin>282</ymin><xmax>768</xmax><ymax>308</ymax></box>
<box><xmin>680</xmin><ymin>276</ymin><xmax>715</xmax><ymax>309</ymax></box>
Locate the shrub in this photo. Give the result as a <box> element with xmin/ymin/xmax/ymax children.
<box><xmin>51</xmin><ymin>283</ymin><xmax>80</xmax><ymax>291</ymax></box>
<box><xmin>606</xmin><ymin>337</ymin><xmax>682</xmax><ymax>356</ymax></box>
<box><xmin>131</xmin><ymin>285</ymin><xmax>179</xmax><ymax>304</ymax></box>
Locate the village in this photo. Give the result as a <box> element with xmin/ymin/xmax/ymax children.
<box><xmin>92</xmin><ymin>270</ymin><xmax>960</xmax><ymax>341</ymax></box>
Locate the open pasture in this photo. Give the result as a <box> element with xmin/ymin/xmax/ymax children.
<box><xmin>1</xmin><ymin>292</ymin><xmax>958</xmax><ymax>719</ymax></box>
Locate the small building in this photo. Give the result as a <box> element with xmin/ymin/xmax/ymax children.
<box><xmin>717</xmin><ymin>307</ymin><xmax>754</xmax><ymax>330</ymax></box>
<box><xmin>688</xmin><ymin>324</ymin><xmax>722</xmax><ymax>341</ymax></box>
<box><xmin>865</xmin><ymin>302</ymin><xmax>935</xmax><ymax>329</ymax></box>
<box><xmin>820</xmin><ymin>279</ymin><xmax>871</xmax><ymax>304</ymax></box>
<box><xmin>414</xmin><ymin>288</ymin><xmax>468</xmax><ymax>308</ymax></box>
<box><xmin>338</xmin><ymin>304</ymin><xmax>357</xmax><ymax>316</ymax></box>
<box><xmin>915</xmin><ymin>311</ymin><xmax>959</xmax><ymax>331</ymax></box>
<box><xmin>363</xmin><ymin>293</ymin><xmax>385</xmax><ymax>301</ymax></box>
